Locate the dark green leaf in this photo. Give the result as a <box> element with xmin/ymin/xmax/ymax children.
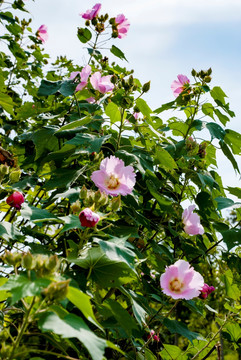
<box><xmin>37</xmin><ymin>79</ymin><xmax>62</xmax><ymax>96</ymax></box>
<box><xmin>77</xmin><ymin>27</ymin><xmax>92</xmax><ymax>43</ymax></box>
<box><xmin>163</xmin><ymin>318</ymin><xmax>204</xmax><ymax>343</ymax></box>
<box><xmin>219</xmin><ymin>141</ymin><xmax>239</xmax><ymax>173</ymax></box>
<box><xmin>215</xmin><ymin>196</ymin><xmax>235</xmax><ymax>210</ymax></box>
<box><xmin>206</xmin><ymin>122</ymin><xmax>226</xmax><ymax>141</ymax></box>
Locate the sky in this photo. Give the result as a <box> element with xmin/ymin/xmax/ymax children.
<box><xmin>21</xmin><ymin>0</ymin><xmax>241</xmax><ymax>193</ymax></box>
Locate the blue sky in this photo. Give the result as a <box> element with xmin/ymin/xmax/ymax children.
<box><xmin>25</xmin><ymin>0</ymin><xmax>241</xmax><ymax>190</ymax></box>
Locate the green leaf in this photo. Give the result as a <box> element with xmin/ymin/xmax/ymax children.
<box><xmin>95</xmin><ymin>237</ymin><xmax>137</xmax><ymax>273</ymax></box>
<box><xmin>0</xmin><ymin>92</ymin><xmax>14</xmax><ymax>115</ymax></box>
<box><xmin>59</xmin><ymin>215</ymin><xmax>83</xmax><ymax>233</ymax></box>
<box><xmin>105</xmin><ymin>102</ymin><xmax>121</xmax><ymax>124</ymax></box>
<box><xmin>66</xmin><ymin>133</ymin><xmax>111</xmax><ymax>153</ymax></box>
<box><xmin>0</xmin><ymin>221</ymin><xmax>21</xmax><ymax>241</ymax></box>
<box><xmin>56</xmin><ymin>117</ymin><xmax>92</xmax><ymax>132</ymax></box>
<box><xmin>146</xmin><ymin>180</ymin><xmax>173</xmax><ymax>211</ymax></box>
<box><xmin>215</xmin><ymin>196</ymin><xmax>235</xmax><ymax>210</ymax></box>
<box><xmin>77</xmin><ymin>27</ymin><xmax>92</xmax><ymax>43</ymax></box>
<box><xmin>163</xmin><ymin>318</ymin><xmax>204</xmax><ymax>343</ymax></box>
<box><xmin>69</xmin><ymin>246</ymin><xmax>137</xmax><ymax>287</ymax></box>
<box><xmin>67</xmin><ymin>286</ymin><xmax>102</xmax><ymax>330</ymax></box>
<box><xmin>227</xmin><ymin>186</ymin><xmax>241</xmax><ymax>199</ymax></box>
<box><xmin>160</xmin><ymin>344</ymin><xmax>187</xmax><ymax>360</ymax></box>
<box><xmin>214</xmin><ymin>108</ymin><xmax>229</xmax><ymax>126</ymax></box>
<box><xmin>100</xmin><ymin>299</ymin><xmax>139</xmax><ymax>337</ymax></box>
<box><xmin>210</xmin><ymin>86</ymin><xmax>227</xmax><ymax>105</ymax></box>
<box><xmin>222</xmin><ymin>269</ymin><xmax>240</xmax><ymax>300</ymax></box>
<box><xmin>221</xmin><ymin>229</ymin><xmax>241</xmax><ymax>251</ymax></box>
<box><xmin>0</xmin><ymin>12</ymin><xmax>16</xmax><ymax>24</ymax></box>
<box><xmin>21</xmin><ymin>205</ymin><xmax>60</xmax><ymax>224</ymax></box>
<box><xmin>206</xmin><ymin>122</ymin><xmax>226</xmax><ymax>141</ymax></box>
<box><xmin>0</xmin><ymin>275</ymin><xmax>50</xmax><ymax>304</ymax></box>
<box><xmin>202</xmin><ymin>103</ymin><xmax>214</xmax><ymax>119</ymax></box>
<box><xmin>32</xmin><ymin>126</ymin><xmax>58</xmax><ymax>160</ymax></box>
<box><xmin>59</xmin><ymin>80</ymin><xmax>78</xmax><ymax>97</ymax></box>
<box><xmin>110</xmin><ymin>45</ymin><xmax>128</xmax><ymax>61</ymax></box>
<box><xmin>225</xmin><ymin>129</ymin><xmax>241</xmax><ymax>155</ymax></box>
<box><xmin>37</xmin><ymin>79</ymin><xmax>62</xmax><ymax>96</ymax></box>
<box><xmin>155</xmin><ymin>146</ymin><xmax>177</xmax><ymax>170</ymax></box>
<box><xmin>154</xmin><ymin>101</ymin><xmax>175</xmax><ymax>114</ymax></box>
<box><xmin>223</xmin><ymin>323</ymin><xmax>241</xmax><ymax>343</ymax></box>
<box><xmin>197</xmin><ymin>172</ymin><xmax>219</xmax><ymax>190</ymax></box>
<box><xmin>38</xmin><ymin>312</ymin><xmax>121</xmax><ymax>360</ymax></box>
<box><xmin>136</xmin><ymin>98</ymin><xmax>152</xmax><ymax>119</ymax></box>
<box><xmin>220</xmin><ymin>141</ymin><xmax>239</xmax><ymax>173</ymax></box>
<box><xmin>132</xmin><ymin>298</ymin><xmax>147</xmax><ymax>327</ymax></box>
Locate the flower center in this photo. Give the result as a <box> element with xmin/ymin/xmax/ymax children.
<box><xmin>170</xmin><ymin>278</ymin><xmax>183</xmax><ymax>293</ymax></box>
<box><xmin>106</xmin><ymin>174</ymin><xmax>120</xmax><ymax>189</ymax></box>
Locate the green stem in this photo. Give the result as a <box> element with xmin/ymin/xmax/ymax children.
<box><xmin>15</xmin><ymin>348</ymin><xmax>82</xmax><ymax>360</ymax></box>
<box><xmin>88</xmin><ymin>32</ymin><xmax>100</xmax><ymax>64</ymax></box>
<box><xmin>9</xmin><ymin>297</ymin><xmax>36</xmax><ymax>360</ymax></box>
<box><xmin>117</xmin><ymin>108</ymin><xmax>124</xmax><ymax>150</ymax></box>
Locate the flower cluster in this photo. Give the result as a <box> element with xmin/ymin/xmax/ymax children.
<box><xmin>200</xmin><ymin>283</ymin><xmax>215</xmax><ymax>299</ymax></box>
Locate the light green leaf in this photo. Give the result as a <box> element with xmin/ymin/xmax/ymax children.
<box><xmin>105</xmin><ymin>102</ymin><xmax>121</xmax><ymax>123</ymax></box>
<box><xmin>0</xmin><ymin>92</ymin><xmax>14</xmax><ymax>115</ymax></box>
<box><xmin>110</xmin><ymin>45</ymin><xmax>128</xmax><ymax>61</ymax></box>
<box><xmin>155</xmin><ymin>146</ymin><xmax>177</xmax><ymax>170</ymax></box>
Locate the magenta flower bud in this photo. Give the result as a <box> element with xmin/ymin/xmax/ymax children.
<box><xmin>182</xmin><ymin>205</ymin><xmax>204</xmax><ymax>236</ymax></box>
<box><xmin>37</xmin><ymin>24</ymin><xmax>48</xmax><ymax>43</ymax></box>
<box><xmin>115</xmin><ymin>14</ymin><xmax>130</xmax><ymax>39</ymax></box>
<box><xmin>90</xmin><ymin>72</ymin><xmax>114</xmax><ymax>94</ymax></box>
<box><xmin>79</xmin><ymin>208</ymin><xmax>100</xmax><ymax>228</ymax></box>
<box><xmin>91</xmin><ymin>155</ymin><xmax>136</xmax><ymax>196</ymax></box>
<box><xmin>80</xmin><ymin>3</ymin><xmax>101</xmax><ymax>20</ymax></box>
<box><xmin>171</xmin><ymin>74</ymin><xmax>190</xmax><ymax>97</ymax></box>
<box><xmin>153</xmin><ymin>335</ymin><xmax>160</xmax><ymax>342</ymax></box>
<box><xmin>160</xmin><ymin>260</ymin><xmax>204</xmax><ymax>300</ymax></box>
<box><xmin>200</xmin><ymin>283</ymin><xmax>215</xmax><ymax>299</ymax></box>
<box><xmin>6</xmin><ymin>191</ymin><xmax>24</xmax><ymax>210</ymax></box>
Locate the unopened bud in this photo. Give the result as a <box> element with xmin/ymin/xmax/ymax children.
<box><xmin>207</xmin><ymin>67</ymin><xmax>212</xmax><ymax>75</ymax></box>
<box><xmin>85</xmin><ymin>20</ymin><xmax>90</xmax><ymax>26</ymax></box>
<box><xmin>43</xmin><ymin>280</ymin><xmax>70</xmax><ymax>301</ymax></box>
<box><xmin>142</xmin><ymin>81</ymin><xmax>151</xmax><ymax>93</ymax></box>
<box><xmin>0</xmin><ymin>164</ymin><xmax>9</xmax><ymax>177</ymax></box>
<box><xmin>9</xmin><ymin>169</ymin><xmax>21</xmax><ymax>183</ymax></box>
<box><xmin>71</xmin><ymin>200</ymin><xmax>81</xmax><ymax>214</ymax></box>
<box><xmin>80</xmin><ymin>185</ymin><xmax>87</xmax><ymax>199</ymax></box>
<box><xmin>98</xmin><ymin>191</ymin><xmax>109</xmax><ymax>206</ymax></box>
<box><xmin>46</xmin><ymin>254</ymin><xmax>59</xmax><ymax>272</ymax></box>
<box><xmin>111</xmin><ymin>195</ymin><xmax>121</xmax><ymax>211</ymax></box>
<box><xmin>94</xmin><ymin>189</ymin><xmax>102</xmax><ymax>202</ymax></box>
<box><xmin>3</xmin><ymin>251</ymin><xmax>21</xmax><ymax>267</ymax></box>
<box><xmin>22</xmin><ymin>252</ymin><xmax>34</xmax><ymax>270</ymax></box>
<box><xmin>204</xmin><ymin>76</ymin><xmax>211</xmax><ymax>83</ymax></box>
<box><xmin>191</xmin><ymin>69</ymin><xmax>197</xmax><ymax>77</ymax></box>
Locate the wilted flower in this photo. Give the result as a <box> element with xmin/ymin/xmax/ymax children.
<box><xmin>80</xmin><ymin>3</ymin><xmax>101</xmax><ymax>20</ymax></box>
<box><xmin>115</xmin><ymin>14</ymin><xmax>130</xmax><ymax>39</ymax></box>
<box><xmin>90</xmin><ymin>72</ymin><xmax>114</xmax><ymax>94</ymax></box>
<box><xmin>37</xmin><ymin>24</ymin><xmax>48</xmax><ymax>43</ymax></box>
<box><xmin>91</xmin><ymin>156</ymin><xmax>136</xmax><ymax>196</ymax></box>
<box><xmin>171</xmin><ymin>74</ymin><xmax>190</xmax><ymax>97</ymax></box>
<box><xmin>182</xmin><ymin>205</ymin><xmax>204</xmax><ymax>236</ymax></box>
<box><xmin>70</xmin><ymin>65</ymin><xmax>91</xmax><ymax>91</ymax></box>
<box><xmin>79</xmin><ymin>208</ymin><xmax>100</xmax><ymax>227</ymax></box>
<box><xmin>200</xmin><ymin>283</ymin><xmax>215</xmax><ymax>299</ymax></box>
<box><xmin>160</xmin><ymin>259</ymin><xmax>204</xmax><ymax>300</ymax></box>
<box><xmin>6</xmin><ymin>191</ymin><xmax>24</xmax><ymax>210</ymax></box>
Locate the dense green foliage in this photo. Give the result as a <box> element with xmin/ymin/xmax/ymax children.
<box><xmin>0</xmin><ymin>1</ymin><xmax>241</xmax><ymax>359</ymax></box>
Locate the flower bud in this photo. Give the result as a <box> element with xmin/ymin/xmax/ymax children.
<box><xmin>0</xmin><ymin>164</ymin><xmax>9</xmax><ymax>177</ymax></box>
<box><xmin>98</xmin><ymin>191</ymin><xmax>109</xmax><ymax>206</ymax></box>
<box><xmin>71</xmin><ymin>200</ymin><xmax>81</xmax><ymax>214</ymax></box>
<box><xmin>43</xmin><ymin>280</ymin><xmax>70</xmax><ymax>301</ymax></box>
<box><xmin>9</xmin><ymin>169</ymin><xmax>21</xmax><ymax>183</ymax></box>
<box><xmin>85</xmin><ymin>20</ymin><xmax>90</xmax><ymax>26</ymax></box>
<box><xmin>22</xmin><ymin>252</ymin><xmax>34</xmax><ymax>270</ymax></box>
<box><xmin>2</xmin><ymin>251</ymin><xmax>22</xmax><ymax>267</ymax></box>
<box><xmin>94</xmin><ymin>189</ymin><xmax>102</xmax><ymax>202</ymax></box>
<box><xmin>111</xmin><ymin>195</ymin><xmax>121</xmax><ymax>211</ymax></box>
<box><xmin>191</xmin><ymin>68</ymin><xmax>197</xmax><ymax>77</ymax></box>
<box><xmin>6</xmin><ymin>191</ymin><xmax>24</xmax><ymax>210</ymax></box>
<box><xmin>79</xmin><ymin>208</ymin><xmax>100</xmax><ymax>227</ymax></box>
<box><xmin>80</xmin><ymin>185</ymin><xmax>88</xmax><ymax>199</ymax></box>
<box><xmin>204</xmin><ymin>75</ymin><xmax>212</xmax><ymax>83</ymax></box>
<box><xmin>45</xmin><ymin>254</ymin><xmax>59</xmax><ymax>272</ymax></box>
<box><xmin>142</xmin><ymin>81</ymin><xmax>151</xmax><ymax>93</ymax></box>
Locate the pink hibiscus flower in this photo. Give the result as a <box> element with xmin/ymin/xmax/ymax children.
<box><xmin>70</xmin><ymin>65</ymin><xmax>91</xmax><ymax>92</ymax></box>
<box><xmin>171</xmin><ymin>74</ymin><xmax>190</xmax><ymax>98</ymax></box>
<box><xmin>90</xmin><ymin>72</ymin><xmax>114</xmax><ymax>94</ymax></box>
<box><xmin>160</xmin><ymin>259</ymin><xmax>204</xmax><ymax>300</ymax></box>
<box><xmin>91</xmin><ymin>155</ymin><xmax>136</xmax><ymax>196</ymax></box>
<box><xmin>80</xmin><ymin>3</ymin><xmax>101</xmax><ymax>20</ymax></box>
<box><xmin>115</xmin><ymin>14</ymin><xmax>130</xmax><ymax>39</ymax></box>
<box><xmin>37</xmin><ymin>25</ymin><xmax>48</xmax><ymax>43</ymax></box>
<box><xmin>79</xmin><ymin>208</ymin><xmax>100</xmax><ymax>227</ymax></box>
<box><xmin>182</xmin><ymin>205</ymin><xmax>204</xmax><ymax>236</ymax></box>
